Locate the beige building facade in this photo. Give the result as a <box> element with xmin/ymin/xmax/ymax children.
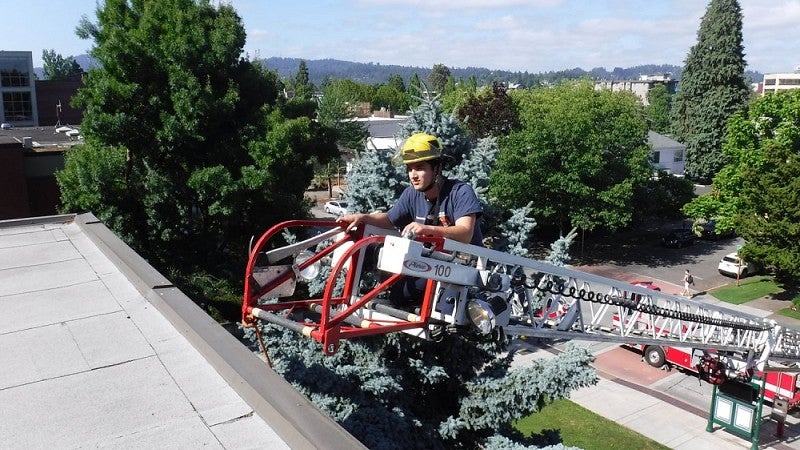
<box><xmin>762</xmin><ymin>69</ymin><xmax>800</xmax><ymax>95</ymax></box>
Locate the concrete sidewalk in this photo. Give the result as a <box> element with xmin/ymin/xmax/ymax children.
<box><xmin>515</xmin><ymin>337</ymin><xmax>799</xmax><ymax>450</ymax></box>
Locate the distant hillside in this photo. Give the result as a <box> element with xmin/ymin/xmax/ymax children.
<box><xmin>261</xmin><ymin>57</ymin><xmax>763</xmax><ymax>88</ymax></box>
<box><xmin>42</xmin><ymin>54</ymin><xmax>763</xmax><ymax>87</ymax></box>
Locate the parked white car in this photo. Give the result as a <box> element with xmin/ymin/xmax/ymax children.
<box><xmin>323</xmin><ymin>200</ymin><xmax>349</xmax><ymax>216</ymax></box>
<box><xmin>718</xmin><ymin>252</ymin><xmax>761</xmax><ymax>278</ymax></box>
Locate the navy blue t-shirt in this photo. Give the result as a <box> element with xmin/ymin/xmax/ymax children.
<box><xmin>387</xmin><ymin>179</ymin><xmax>483</xmax><ymax>245</ymax></box>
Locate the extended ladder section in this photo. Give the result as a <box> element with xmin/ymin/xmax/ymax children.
<box><xmin>378</xmin><ymin>236</ymin><xmax>800</xmax><ymax>369</ymax></box>
<box><xmin>242</xmin><ymin>221</ymin><xmax>800</xmax><ymax>369</ymax></box>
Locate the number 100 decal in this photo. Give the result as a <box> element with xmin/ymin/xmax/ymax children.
<box><xmin>434</xmin><ymin>264</ymin><xmax>451</xmax><ymax>278</ymax></box>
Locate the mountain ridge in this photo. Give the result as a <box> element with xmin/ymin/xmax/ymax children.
<box><xmin>45</xmin><ymin>55</ymin><xmax>764</xmax><ymax>87</ymax></box>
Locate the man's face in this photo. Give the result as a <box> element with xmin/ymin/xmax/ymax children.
<box><xmin>406</xmin><ymin>161</ymin><xmax>436</xmax><ymax>191</ymax></box>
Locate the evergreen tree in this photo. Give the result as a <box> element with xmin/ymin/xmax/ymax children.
<box><xmin>428</xmin><ymin>63</ymin><xmax>451</xmax><ymax>94</ymax></box>
<box><xmin>498</xmin><ymin>202</ymin><xmax>537</xmax><ymax>257</ymax></box>
<box><xmin>408</xmin><ymin>73</ymin><xmax>423</xmax><ymax>107</ymax></box>
<box><xmin>294</xmin><ymin>60</ymin><xmax>314</xmax><ymax>99</ymax></box>
<box><xmin>400</xmin><ymin>96</ymin><xmax>471</xmax><ymax>171</ymax></box>
<box><xmin>670</xmin><ymin>0</ymin><xmax>750</xmax><ymax>182</ymax></box>
<box><xmin>344</xmin><ymin>145</ymin><xmax>401</xmax><ymax>214</ymax></box>
<box><xmin>545</xmin><ymin>228</ymin><xmax>579</xmax><ymax>267</ymax></box>
<box><xmin>388</xmin><ymin>73</ymin><xmax>406</xmax><ymax>93</ymax></box>
<box><xmin>245</xmin><ymin>322</ymin><xmax>594</xmax><ymax>450</ymax></box>
<box><xmin>61</xmin><ymin>0</ymin><xmax>338</xmax><ymax>283</ymax></box>
<box><xmin>243</xmin><ymin>97</ymin><xmax>598</xmax><ymax>449</ymax></box>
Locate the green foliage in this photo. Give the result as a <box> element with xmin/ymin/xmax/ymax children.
<box><xmin>457</xmin><ymin>82</ymin><xmax>520</xmax><ymax>139</ymax></box>
<box><xmin>670</xmin><ymin>0</ymin><xmax>750</xmax><ymax>182</ymax></box>
<box><xmin>545</xmin><ymin>228</ymin><xmax>578</xmax><ymax>267</ymax></box>
<box><xmin>243</xmin><ymin>96</ymin><xmax>601</xmax><ymax>449</ymax></box>
<box><xmin>344</xmin><ymin>146</ymin><xmax>402</xmax><ymax>214</ymax></box>
<box><xmin>317</xmin><ymin>79</ymin><xmax>369</xmax><ymax>151</ymax></box>
<box><xmin>372</xmin><ymin>83</ymin><xmax>410</xmax><ymax>114</ymax></box>
<box><xmin>62</xmin><ymin>0</ymin><xmax>338</xmax><ymax>284</ymax></box>
<box><xmin>428</xmin><ymin>64</ymin><xmax>452</xmax><ymax>94</ymax></box>
<box><xmin>632</xmin><ymin>171</ymin><xmax>696</xmax><ymax>223</ymax></box>
<box><xmin>645</xmin><ymin>84</ymin><xmax>671</xmax><ymax>134</ymax></box>
<box><xmin>294</xmin><ymin>60</ymin><xmax>314</xmax><ymax>99</ymax></box>
<box><xmin>497</xmin><ymin>202</ymin><xmax>537</xmax><ymax>257</ymax></box>
<box><xmin>401</xmin><ymin>96</ymin><xmax>472</xmax><ymax>171</ymax></box>
<box><xmin>41</xmin><ymin>49</ymin><xmax>83</xmax><ymax>80</ymax></box>
<box><xmin>439</xmin><ymin>81</ymin><xmax>477</xmax><ymax>115</ymax></box>
<box><xmin>244</xmin><ymin>322</ymin><xmax>595</xmax><ymax>449</ymax></box>
<box><xmin>491</xmin><ymin>81</ymin><xmax>652</xmax><ymax>234</ymax></box>
<box><xmin>388</xmin><ymin>74</ymin><xmax>406</xmax><ymax>93</ymax></box>
<box><xmin>56</xmin><ymin>141</ymin><xmax>130</xmax><ymax>238</ymax></box>
<box><xmin>684</xmin><ymin>89</ymin><xmax>800</xmax><ymax>277</ymax></box>
<box><xmin>408</xmin><ymin>73</ymin><xmax>424</xmax><ymax>107</ymax></box>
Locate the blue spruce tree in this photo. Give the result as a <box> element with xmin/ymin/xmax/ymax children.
<box><xmin>243</xmin><ymin>98</ymin><xmax>597</xmax><ymax>449</ymax></box>
<box><xmin>344</xmin><ymin>145</ymin><xmax>402</xmax><ymax>214</ymax></box>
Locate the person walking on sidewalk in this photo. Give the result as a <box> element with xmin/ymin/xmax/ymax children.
<box><xmin>681</xmin><ymin>269</ymin><xmax>695</xmax><ymax>297</ymax></box>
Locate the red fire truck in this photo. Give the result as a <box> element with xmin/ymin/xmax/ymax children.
<box><xmin>614</xmin><ymin>281</ymin><xmax>800</xmax><ymax>409</ymax></box>
<box><xmin>626</xmin><ymin>340</ymin><xmax>800</xmax><ymax>409</ymax></box>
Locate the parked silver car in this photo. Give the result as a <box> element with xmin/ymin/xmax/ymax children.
<box><xmin>323</xmin><ymin>200</ymin><xmax>349</xmax><ymax>216</ymax></box>
<box><xmin>718</xmin><ymin>252</ymin><xmax>761</xmax><ymax>278</ymax></box>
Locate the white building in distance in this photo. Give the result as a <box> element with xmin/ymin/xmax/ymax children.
<box><xmin>762</xmin><ymin>68</ymin><xmax>800</xmax><ymax>95</ymax></box>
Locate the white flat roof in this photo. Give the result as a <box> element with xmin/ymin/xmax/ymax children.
<box><xmin>0</xmin><ymin>213</ymin><xmax>363</xmax><ymax>449</ymax></box>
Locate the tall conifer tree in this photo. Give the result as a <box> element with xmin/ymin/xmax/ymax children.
<box><xmin>670</xmin><ymin>0</ymin><xmax>750</xmax><ymax>181</ymax></box>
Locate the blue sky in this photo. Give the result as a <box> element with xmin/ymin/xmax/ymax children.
<box><xmin>7</xmin><ymin>0</ymin><xmax>799</xmax><ymax>74</ymax></box>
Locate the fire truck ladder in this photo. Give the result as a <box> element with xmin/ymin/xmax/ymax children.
<box><xmin>379</xmin><ymin>235</ymin><xmax>800</xmax><ymax>371</ymax></box>
<box><xmin>242</xmin><ymin>220</ymin><xmax>800</xmax><ymax>371</ymax></box>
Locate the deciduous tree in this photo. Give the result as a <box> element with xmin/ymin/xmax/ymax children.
<box><xmin>491</xmin><ymin>81</ymin><xmax>652</xmax><ymax>234</ymax></box>
<box><xmin>457</xmin><ymin>81</ymin><xmax>520</xmax><ymax>138</ymax></box>
<box><xmin>41</xmin><ymin>49</ymin><xmax>83</xmax><ymax>80</ymax></box>
<box><xmin>317</xmin><ymin>79</ymin><xmax>369</xmax><ymax>152</ymax></box>
<box><xmin>646</xmin><ymin>84</ymin><xmax>671</xmax><ymax>134</ymax></box>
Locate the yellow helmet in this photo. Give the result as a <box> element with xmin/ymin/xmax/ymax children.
<box><xmin>396</xmin><ymin>133</ymin><xmax>443</xmax><ymax>164</ymax></box>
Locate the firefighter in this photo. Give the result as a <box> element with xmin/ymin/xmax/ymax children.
<box><xmin>337</xmin><ymin>132</ymin><xmax>483</xmax><ymax>306</ymax></box>
<box><xmin>337</xmin><ymin>132</ymin><xmax>482</xmax><ymax>245</ymax></box>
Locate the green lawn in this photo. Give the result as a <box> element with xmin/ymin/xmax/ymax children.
<box><xmin>708</xmin><ymin>276</ymin><xmax>783</xmax><ymax>305</ymax></box>
<box><xmin>514</xmin><ymin>398</ymin><xmax>670</xmax><ymax>450</ymax></box>
<box><xmin>709</xmin><ymin>275</ymin><xmax>800</xmax><ymax>320</ymax></box>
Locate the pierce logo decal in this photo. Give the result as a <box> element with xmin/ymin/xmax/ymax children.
<box><xmin>404</xmin><ymin>260</ymin><xmax>431</xmax><ymax>272</ymax></box>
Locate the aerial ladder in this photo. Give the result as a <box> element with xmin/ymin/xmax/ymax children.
<box><xmin>241</xmin><ymin>220</ymin><xmax>800</xmax><ymax>384</ymax></box>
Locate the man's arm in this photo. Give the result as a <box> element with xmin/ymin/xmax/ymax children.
<box><xmin>337</xmin><ymin>212</ymin><xmax>394</xmax><ymax>234</ymax></box>
<box><xmin>400</xmin><ymin>213</ymin><xmax>476</xmax><ymax>244</ymax></box>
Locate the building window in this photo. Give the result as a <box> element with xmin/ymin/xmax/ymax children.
<box><xmin>2</xmin><ymin>91</ymin><xmax>33</xmax><ymax>121</ymax></box>
<box><xmin>650</xmin><ymin>151</ymin><xmax>661</xmax><ymax>164</ymax></box>
<box><xmin>674</xmin><ymin>150</ymin><xmax>684</xmax><ymax>162</ymax></box>
<box><xmin>0</xmin><ymin>55</ymin><xmax>31</xmax><ymax>88</ymax></box>
<box><xmin>778</xmin><ymin>79</ymin><xmax>800</xmax><ymax>85</ymax></box>
<box><xmin>764</xmin><ymin>78</ymin><xmax>776</xmax><ymax>86</ymax></box>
